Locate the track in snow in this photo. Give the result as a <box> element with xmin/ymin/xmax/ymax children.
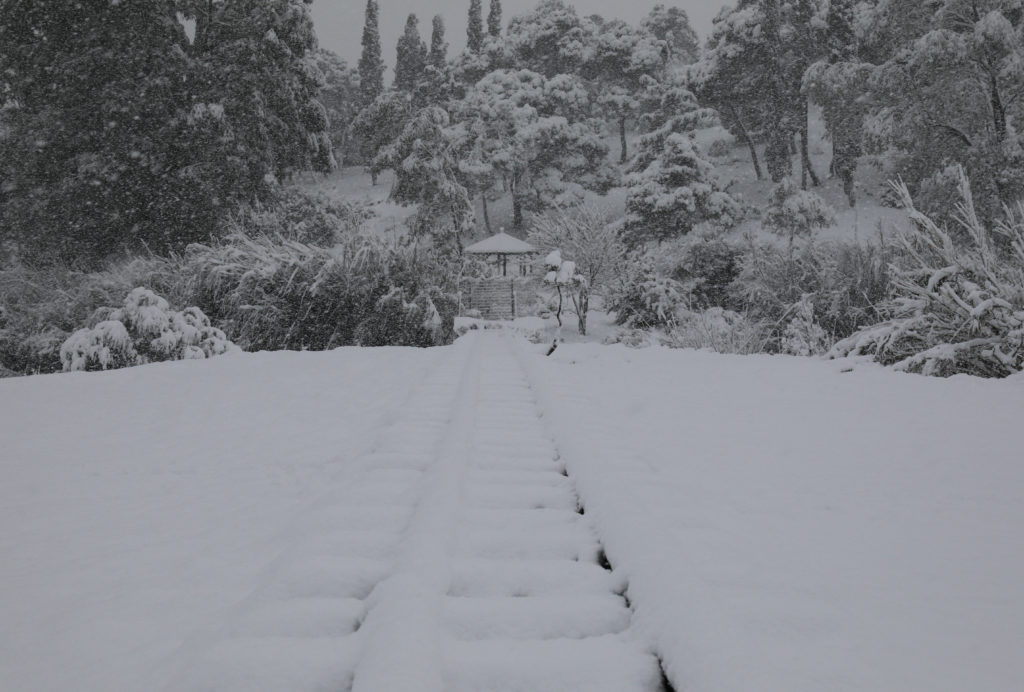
<box><xmin>168</xmin><ymin>332</ymin><xmax>669</xmax><ymax>692</ymax></box>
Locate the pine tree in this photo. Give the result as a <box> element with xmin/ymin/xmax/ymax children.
<box><xmin>624</xmin><ymin>133</ymin><xmax>741</xmax><ymax>245</ymax></box>
<box><xmin>467</xmin><ymin>0</ymin><xmax>485</xmax><ymax>53</ymax></box>
<box><xmin>429</xmin><ymin>15</ymin><xmax>448</xmax><ymax>68</ymax></box>
<box><xmin>488</xmin><ymin>0</ymin><xmax>503</xmax><ymax>37</ymax></box>
<box><xmin>805</xmin><ymin>0</ymin><xmax>865</xmax><ymax>206</ymax></box>
<box><xmin>395</xmin><ymin>14</ymin><xmax>427</xmax><ymax>92</ymax></box>
<box><xmin>358</xmin><ymin>0</ymin><xmax>385</xmax><ymax>106</ymax></box>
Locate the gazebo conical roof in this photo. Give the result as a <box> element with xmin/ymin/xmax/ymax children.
<box><xmin>464</xmin><ymin>232</ymin><xmax>535</xmax><ymax>255</ymax></box>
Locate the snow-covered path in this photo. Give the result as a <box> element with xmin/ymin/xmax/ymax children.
<box><xmin>165</xmin><ymin>332</ymin><xmax>665</xmax><ymax>692</ymax></box>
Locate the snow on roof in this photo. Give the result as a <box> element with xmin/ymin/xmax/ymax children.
<box><xmin>464</xmin><ymin>232</ymin><xmax>536</xmax><ymax>255</ymax></box>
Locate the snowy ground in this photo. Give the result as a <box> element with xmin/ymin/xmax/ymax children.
<box><xmin>2</xmin><ymin>334</ymin><xmax>1023</xmax><ymax>691</ymax></box>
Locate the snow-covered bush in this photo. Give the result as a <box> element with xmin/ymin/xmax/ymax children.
<box><xmin>59</xmin><ymin>288</ymin><xmax>236</xmax><ymax>372</ymax></box>
<box><xmin>182</xmin><ymin>232</ymin><xmax>457</xmax><ymax>351</ymax></box>
<box><xmin>228</xmin><ymin>188</ymin><xmax>370</xmax><ymax>246</ymax></box>
<box><xmin>354</xmin><ymin>288</ymin><xmax>446</xmax><ymax>347</ymax></box>
<box><xmin>833</xmin><ymin>171</ymin><xmax>1024</xmax><ymax>377</ymax></box>
<box><xmin>607</xmin><ymin>258</ymin><xmax>686</xmax><ymax>329</ymax></box>
<box><xmin>664</xmin><ymin>307</ymin><xmax>766</xmax><ymax>354</ymax></box>
<box><xmin>736</xmin><ymin>238</ymin><xmax>889</xmax><ymax>350</ymax></box>
<box><xmin>667</xmin><ymin>234</ymin><xmax>744</xmax><ymax>310</ymax></box>
<box><xmin>0</xmin><ymin>258</ymin><xmax>180</xmax><ymax>375</ymax></box>
<box><xmin>763</xmin><ymin>178</ymin><xmax>836</xmax><ymax>248</ymax></box>
<box><xmin>779</xmin><ymin>296</ymin><xmax>830</xmax><ymax>356</ymax></box>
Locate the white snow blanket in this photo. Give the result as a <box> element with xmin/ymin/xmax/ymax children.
<box><xmin>522</xmin><ymin>342</ymin><xmax>1024</xmax><ymax>692</ymax></box>
<box><xmin>2</xmin><ymin>334</ymin><xmax>1023</xmax><ymax>692</ymax></box>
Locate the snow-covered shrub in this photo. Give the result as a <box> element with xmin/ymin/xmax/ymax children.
<box><xmin>663</xmin><ymin>307</ymin><xmax>766</xmax><ymax>354</ymax></box>
<box><xmin>706</xmin><ymin>135</ymin><xmax>735</xmax><ymax>159</ymax></box>
<box><xmin>779</xmin><ymin>296</ymin><xmax>830</xmax><ymax>356</ymax></box>
<box><xmin>763</xmin><ymin>178</ymin><xmax>836</xmax><ymax>247</ymax></box>
<box><xmin>181</xmin><ymin>232</ymin><xmax>458</xmax><ymax>351</ymax></box>
<box><xmin>354</xmin><ymin>288</ymin><xmax>446</xmax><ymax>347</ymax></box>
<box><xmin>833</xmin><ymin>171</ymin><xmax>1024</xmax><ymax>377</ymax></box>
<box><xmin>59</xmin><ymin>320</ymin><xmax>138</xmax><ymax>372</ymax></box>
<box><xmin>59</xmin><ymin>288</ymin><xmax>236</xmax><ymax>372</ymax></box>
<box><xmin>228</xmin><ymin>188</ymin><xmax>370</xmax><ymax>245</ymax></box>
<box><xmin>607</xmin><ymin>257</ymin><xmax>686</xmax><ymax>329</ymax></box>
<box><xmin>667</xmin><ymin>234</ymin><xmax>744</xmax><ymax>310</ymax></box>
<box><xmin>0</xmin><ymin>258</ymin><xmax>180</xmax><ymax>375</ymax></box>
<box><xmin>733</xmin><ymin>239</ymin><xmax>889</xmax><ymax>352</ymax></box>
<box><xmin>603</xmin><ymin>329</ymin><xmax>657</xmax><ymax>348</ymax></box>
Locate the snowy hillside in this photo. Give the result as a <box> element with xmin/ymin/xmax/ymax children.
<box><xmin>2</xmin><ymin>333</ymin><xmax>1022</xmax><ymax>691</ymax></box>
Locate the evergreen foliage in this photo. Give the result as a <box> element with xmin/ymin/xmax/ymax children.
<box><xmin>395</xmin><ymin>14</ymin><xmax>428</xmax><ymax>93</ymax></box>
<box><xmin>0</xmin><ymin>0</ymin><xmax>332</xmax><ymax>267</ymax></box>
<box><xmin>641</xmin><ymin>4</ymin><xmax>700</xmax><ymax>65</ymax></box>
<box><xmin>624</xmin><ymin>133</ymin><xmax>742</xmax><ymax>245</ymax></box>
<box><xmin>467</xmin><ymin>0</ymin><xmax>486</xmax><ymax>53</ymax></box>
<box><xmin>358</xmin><ymin>0</ymin><xmax>385</xmax><ymax>106</ymax></box>
<box><xmin>488</xmin><ymin>0</ymin><xmax>504</xmax><ymax>37</ymax></box>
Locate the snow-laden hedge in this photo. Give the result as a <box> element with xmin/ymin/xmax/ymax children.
<box><xmin>60</xmin><ymin>288</ymin><xmax>237</xmax><ymax>372</ymax></box>
<box><xmin>833</xmin><ymin>170</ymin><xmax>1024</xmax><ymax>377</ymax></box>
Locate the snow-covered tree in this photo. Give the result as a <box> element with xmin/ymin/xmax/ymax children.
<box><xmin>691</xmin><ymin>0</ymin><xmax>827</xmax><ymax>185</ymax></box>
<box><xmin>504</xmin><ymin>0</ymin><xmax>594</xmax><ymax>77</ymax></box>
<box><xmin>0</xmin><ymin>0</ymin><xmax>332</xmax><ymax>266</ymax></box>
<box><xmin>528</xmin><ymin>204</ymin><xmax>627</xmax><ymax>294</ymax></box>
<box><xmin>641</xmin><ymin>4</ymin><xmax>700</xmax><ymax>65</ymax></box>
<box><xmin>488</xmin><ymin>0</ymin><xmax>504</xmax><ymax>37</ymax></box>
<box><xmin>859</xmin><ymin>0</ymin><xmax>1024</xmax><ymax>220</ymax></box>
<box><xmin>395</xmin><ymin>14</ymin><xmax>428</xmax><ymax>93</ymax></box>
<box><xmin>358</xmin><ymin>0</ymin><xmax>385</xmax><ymax>107</ymax></box>
<box><xmin>353</xmin><ymin>92</ymin><xmax>414</xmax><ymax>184</ymax></box>
<box><xmin>543</xmin><ymin>250</ymin><xmax>591</xmax><ymax>334</ymax></box>
<box><xmin>586</xmin><ymin>20</ymin><xmax>667</xmax><ymax>162</ymax></box>
<box><xmin>315</xmin><ymin>50</ymin><xmax>361</xmax><ymax>162</ymax></box>
<box><xmin>429</xmin><ymin>15</ymin><xmax>449</xmax><ymax>68</ymax></box>
<box><xmin>468</xmin><ymin>0</ymin><xmax>486</xmax><ymax>53</ymax></box>
<box><xmin>374</xmin><ymin>107</ymin><xmax>475</xmax><ymax>244</ymax></box>
<box><xmin>455</xmin><ymin>69</ymin><xmax>616</xmax><ymax>229</ymax></box>
<box><xmin>624</xmin><ymin>133</ymin><xmax>742</xmax><ymax>246</ymax></box>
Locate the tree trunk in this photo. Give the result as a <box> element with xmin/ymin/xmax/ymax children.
<box><xmin>481</xmin><ymin>193</ymin><xmax>492</xmax><ymax>234</ymax></box>
<box><xmin>990</xmin><ymin>71</ymin><xmax>1007</xmax><ymax>141</ymax></box>
<box><xmin>729</xmin><ymin>103</ymin><xmax>763</xmax><ymax>180</ymax></box>
<box><xmin>619</xmin><ymin>116</ymin><xmax>628</xmax><ymax>164</ymax></box>
<box><xmin>800</xmin><ymin>102</ymin><xmax>821</xmax><ymax>188</ymax></box>
<box><xmin>574</xmin><ymin>289</ymin><xmax>589</xmax><ymax>336</ymax></box>
<box><xmin>512</xmin><ymin>196</ymin><xmax>523</xmax><ymax>230</ymax></box>
<box><xmin>555</xmin><ymin>286</ymin><xmax>563</xmax><ymax>327</ymax></box>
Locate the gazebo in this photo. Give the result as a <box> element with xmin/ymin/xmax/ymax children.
<box><xmin>464</xmin><ymin>232</ymin><xmax>536</xmax><ymax>277</ymax></box>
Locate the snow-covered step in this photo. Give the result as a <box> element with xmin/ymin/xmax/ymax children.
<box><xmin>445</xmin><ymin>635</ymin><xmax>662</xmax><ymax>692</ymax></box>
<box><xmin>448</xmin><ymin>558</ymin><xmax>624</xmax><ymax>598</ymax></box>
<box><xmin>465</xmin><ymin>482</ymin><xmax>578</xmax><ymax>510</ymax></box>
<box><xmin>457</xmin><ymin>524</ymin><xmax>599</xmax><ymax>561</ymax></box>
<box><xmin>443</xmin><ymin>594</ymin><xmax>631</xmax><ymax>640</ymax></box>
<box><xmin>169</xmin><ymin>636</ymin><xmax>359</xmax><ymax>692</ymax></box>
<box><xmin>228</xmin><ymin>597</ymin><xmax>365</xmax><ymax>638</ymax></box>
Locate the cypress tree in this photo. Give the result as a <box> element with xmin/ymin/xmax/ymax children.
<box><xmin>467</xmin><ymin>0</ymin><xmax>485</xmax><ymax>53</ymax></box>
<box><xmin>487</xmin><ymin>0</ymin><xmax>503</xmax><ymax>37</ymax></box>
<box><xmin>826</xmin><ymin>0</ymin><xmax>857</xmax><ymax>62</ymax></box>
<box><xmin>394</xmin><ymin>13</ymin><xmax>427</xmax><ymax>92</ymax></box>
<box><xmin>358</xmin><ymin>0</ymin><xmax>385</xmax><ymax>106</ymax></box>
<box><xmin>429</xmin><ymin>15</ymin><xmax>448</xmax><ymax>68</ymax></box>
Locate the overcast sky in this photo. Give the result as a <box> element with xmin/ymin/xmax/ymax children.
<box><xmin>312</xmin><ymin>1</ymin><xmax>731</xmax><ymax>70</ymax></box>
